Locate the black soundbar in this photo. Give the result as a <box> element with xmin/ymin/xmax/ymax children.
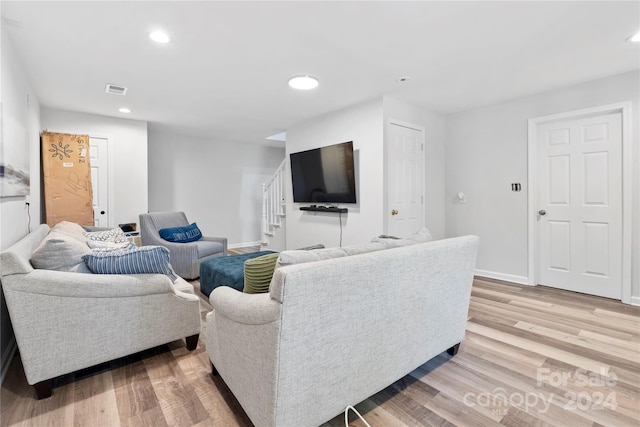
<box><xmin>300</xmin><ymin>206</ymin><xmax>348</xmax><ymax>214</ymax></box>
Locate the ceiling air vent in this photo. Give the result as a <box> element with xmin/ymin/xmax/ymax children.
<box><xmin>105</xmin><ymin>84</ymin><xmax>128</xmax><ymax>96</ymax></box>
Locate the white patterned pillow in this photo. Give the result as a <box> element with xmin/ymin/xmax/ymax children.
<box><xmin>82</xmin><ymin>245</ymin><xmax>177</xmax><ymax>281</ymax></box>
<box><xmin>85</xmin><ymin>228</ymin><xmax>130</xmax><ymax>250</ymax></box>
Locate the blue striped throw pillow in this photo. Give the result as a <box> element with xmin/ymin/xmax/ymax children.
<box><xmin>82</xmin><ymin>245</ymin><xmax>178</xmax><ymax>281</ymax></box>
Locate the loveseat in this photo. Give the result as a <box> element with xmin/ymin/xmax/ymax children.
<box><xmin>0</xmin><ymin>223</ymin><xmax>201</xmax><ymax>399</ymax></box>
<box><xmin>206</xmin><ymin>234</ymin><xmax>479</xmax><ymax>426</ymax></box>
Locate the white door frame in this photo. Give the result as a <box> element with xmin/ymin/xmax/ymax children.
<box><xmin>384</xmin><ymin>118</ymin><xmax>425</xmax><ymax>235</ymax></box>
<box><xmin>527</xmin><ymin>102</ymin><xmax>632</xmax><ymax>304</ymax></box>
<box><xmin>89</xmin><ymin>135</ymin><xmax>114</xmax><ymax>228</ymax></box>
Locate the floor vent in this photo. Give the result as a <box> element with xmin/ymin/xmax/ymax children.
<box><xmin>105</xmin><ymin>84</ymin><xmax>128</xmax><ymax>96</ymax></box>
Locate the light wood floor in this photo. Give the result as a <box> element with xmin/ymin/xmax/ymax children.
<box><xmin>2</xmin><ymin>277</ymin><xmax>639</xmax><ymax>427</ymax></box>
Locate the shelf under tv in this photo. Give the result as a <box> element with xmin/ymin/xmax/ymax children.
<box><xmin>300</xmin><ymin>206</ymin><xmax>348</xmax><ymax>214</ymax></box>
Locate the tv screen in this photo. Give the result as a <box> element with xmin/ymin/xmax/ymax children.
<box><xmin>290</xmin><ymin>141</ymin><xmax>356</xmax><ymax>204</ymax></box>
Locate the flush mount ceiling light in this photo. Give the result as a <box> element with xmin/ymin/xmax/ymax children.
<box><xmin>118</xmin><ymin>107</ymin><xmax>131</xmax><ymax>113</ymax></box>
<box><xmin>628</xmin><ymin>31</ymin><xmax>640</xmax><ymax>42</ymax></box>
<box><xmin>288</xmin><ymin>75</ymin><xmax>319</xmax><ymax>90</ymax></box>
<box><xmin>149</xmin><ymin>30</ymin><xmax>170</xmax><ymax>44</ymax></box>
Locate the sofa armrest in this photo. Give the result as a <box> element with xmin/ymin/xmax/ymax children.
<box><xmin>209</xmin><ymin>286</ymin><xmax>280</xmax><ymax>325</ymax></box>
<box><xmin>5</xmin><ymin>269</ymin><xmax>177</xmax><ymax>298</ymax></box>
<box><xmin>145</xmin><ymin>237</ymin><xmax>197</xmax><ymax>251</ymax></box>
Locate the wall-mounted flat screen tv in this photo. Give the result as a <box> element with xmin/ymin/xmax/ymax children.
<box><xmin>290</xmin><ymin>141</ymin><xmax>357</xmax><ymax>204</ymax></box>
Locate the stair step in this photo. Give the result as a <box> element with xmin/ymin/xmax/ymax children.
<box><xmin>269</xmin><ymin>223</ymin><xmax>281</xmax><ymax>228</ymax></box>
<box><xmin>275</xmin><ymin>213</ymin><xmax>286</xmax><ymax>218</ymax></box>
<box><xmin>264</xmin><ymin>232</ymin><xmax>275</xmax><ymax>237</ymax></box>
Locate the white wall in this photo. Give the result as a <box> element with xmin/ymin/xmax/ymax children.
<box><xmin>286</xmin><ymin>98</ymin><xmax>384</xmax><ymax>249</ymax></box>
<box><xmin>40</xmin><ymin>108</ymin><xmax>149</xmax><ymax>229</ymax></box>
<box><xmin>445</xmin><ymin>71</ymin><xmax>640</xmax><ymax>301</ymax></box>
<box><xmin>383</xmin><ymin>96</ymin><xmax>447</xmax><ymax>239</ymax></box>
<box><xmin>0</xmin><ymin>25</ymin><xmax>42</xmax><ymax>382</ymax></box>
<box><xmin>147</xmin><ymin>127</ymin><xmax>285</xmax><ymax>246</ymax></box>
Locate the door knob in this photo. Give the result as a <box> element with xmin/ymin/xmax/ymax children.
<box><xmin>100</xmin><ymin>211</ymin><xmax>106</xmax><ymax>215</ymax></box>
<box><xmin>391</xmin><ymin>209</ymin><xmax>398</xmax><ymax>216</ymax></box>
<box><xmin>538</xmin><ymin>210</ymin><xmax>546</xmax><ymax>216</ymax></box>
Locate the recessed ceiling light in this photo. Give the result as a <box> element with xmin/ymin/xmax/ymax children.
<box><xmin>149</xmin><ymin>30</ymin><xmax>170</xmax><ymax>44</ymax></box>
<box><xmin>396</xmin><ymin>76</ymin><xmax>411</xmax><ymax>84</ymax></box>
<box><xmin>628</xmin><ymin>32</ymin><xmax>640</xmax><ymax>42</ymax></box>
<box><xmin>288</xmin><ymin>75</ymin><xmax>319</xmax><ymax>90</ymax></box>
<box><xmin>118</xmin><ymin>107</ymin><xmax>131</xmax><ymax>114</ymax></box>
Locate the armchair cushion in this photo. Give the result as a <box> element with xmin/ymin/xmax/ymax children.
<box><xmin>159</xmin><ymin>222</ymin><xmax>203</xmax><ymax>243</ymax></box>
<box><xmin>195</xmin><ymin>239</ymin><xmax>225</xmax><ymax>258</ymax></box>
<box><xmin>82</xmin><ymin>245</ymin><xmax>177</xmax><ymax>281</ymax></box>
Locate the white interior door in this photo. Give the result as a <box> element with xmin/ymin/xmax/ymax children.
<box><xmin>386</xmin><ymin>122</ymin><xmax>424</xmax><ymax>237</ymax></box>
<box><xmin>537</xmin><ymin>112</ymin><xmax>622</xmax><ymax>299</ymax></box>
<box><xmin>89</xmin><ymin>137</ymin><xmax>109</xmax><ymax>227</ymax></box>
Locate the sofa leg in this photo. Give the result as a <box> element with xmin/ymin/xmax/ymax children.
<box><xmin>185</xmin><ymin>334</ymin><xmax>199</xmax><ymax>351</ymax></box>
<box><xmin>211</xmin><ymin>362</ymin><xmax>219</xmax><ymax>376</ymax></box>
<box><xmin>34</xmin><ymin>379</ymin><xmax>53</xmax><ymax>399</ymax></box>
<box><xmin>446</xmin><ymin>343</ymin><xmax>460</xmax><ymax>356</ymax></box>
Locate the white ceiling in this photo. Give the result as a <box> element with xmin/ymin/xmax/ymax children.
<box><xmin>3</xmin><ymin>1</ymin><xmax>639</xmax><ymax>145</ymax></box>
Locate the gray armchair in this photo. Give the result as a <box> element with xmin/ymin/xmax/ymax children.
<box><xmin>139</xmin><ymin>212</ymin><xmax>227</xmax><ymax>279</ymax></box>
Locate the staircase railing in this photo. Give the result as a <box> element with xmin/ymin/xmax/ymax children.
<box><xmin>261</xmin><ymin>159</ymin><xmax>286</xmax><ymax>245</ymax></box>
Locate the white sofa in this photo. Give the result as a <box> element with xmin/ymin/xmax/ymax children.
<box><xmin>206</xmin><ymin>234</ymin><xmax>479</xmax><ymax>426</ymax></box>
<box><xmin>0</xmin><ymin>223</ymin><xmax>201</xmax><ymax>399</ymax></box>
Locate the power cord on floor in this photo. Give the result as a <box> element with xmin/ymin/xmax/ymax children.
<box><xmin>344</xmin><ymin>405</ymin><xmax>371</xmax><ymax>427</ymax></box>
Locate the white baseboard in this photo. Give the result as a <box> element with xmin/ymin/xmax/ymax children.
<box><xmin>475</xmin><ymin>271</ymin><xmax>640</xmax><ymax>306</ymax></box>
<box><xmin>474</xmin><ymin>269</ymin><xmax>530</xmax><ymax>286</ymax></box>
<box><xmin>0</xmin><ymin>338</ymin><xmax>17</xmax><ymax>386</ymax></box>
<box><xmin>228</xmin><ymin>241</ymin><xmax>262</xmax><ymax>250</ymax></box>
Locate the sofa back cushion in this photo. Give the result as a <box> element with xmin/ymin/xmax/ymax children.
<box><xmin>30</xmin><ymin>230</ymin><xmax>92</xmax><ymax>273</ymax></box>
<box><xmin>54</xmin><ymin>221</ymin><xmax>90</xmax><ymax>242</ymax></box>
<box><xmin>268</xmin><ymin>228</ymin><xmax>434</xmax><ymax>294</ymax></box>
<box><xmin>371</xmin><ymin>227</ymin><xmax>434</xmax><ymax>248</ymax></box>
<box><xmin>275</xmin><ymin>247</ymin><xmax>348</xmax><ymax>268</ymax></box>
